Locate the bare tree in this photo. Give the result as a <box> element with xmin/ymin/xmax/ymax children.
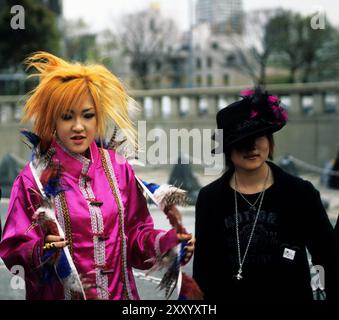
<box><xmin>118</xmin><ymin>8</ymin><xmax>179</xmax><ymax>89</ymax></box>
<box><xmin>227</xmin><ymin>9</ymin><xmax>282</xmax><ymax>85</ymax></box>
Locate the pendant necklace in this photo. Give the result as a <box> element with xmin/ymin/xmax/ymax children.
<box><xmin>233</xmin><ymin>167</ymin><xmax>270</xmax><ymax>280</ymax></box>
<box><xmin>235</xmin><ymin>179</ymin><xmax>263</xmax><ymax>211</ymax></box>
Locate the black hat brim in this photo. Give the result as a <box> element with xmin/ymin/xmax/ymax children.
<box><xmin>211</xmin><ymin>123</ymin><xmax>283</xmax><ymax>154</ymax></box>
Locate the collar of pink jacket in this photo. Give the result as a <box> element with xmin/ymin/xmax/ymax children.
<box><xmin>51</xmin><ymin>138</ymin><xmax>100</xmax><ymax>180</ymax></box>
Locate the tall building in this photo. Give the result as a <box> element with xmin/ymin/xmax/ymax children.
<box><xmin>196</xmin><ymin>0</ymin><xmax>243</xmax><ymax>34</ymax></box>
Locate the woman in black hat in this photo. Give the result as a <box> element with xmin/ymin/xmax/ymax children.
<box><xmin>193</xmin><ymin>88</ymin><xmax>337</xmax><ymax>300</ymax></box>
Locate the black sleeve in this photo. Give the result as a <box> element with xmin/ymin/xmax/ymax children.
<box><xmin>304</xmin><ymin>183</ymin><xmax>338</xmax><ymax>300</ymax></box>
<box><xmin>192</xmin><ymin>188</ymin><xmax>220</xmax><ymax>299</ymax></box>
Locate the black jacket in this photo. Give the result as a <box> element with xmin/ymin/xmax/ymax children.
<box><xmin>193</xmin><ymin>162</ymin><xmax>337</xmax><ymax>300</ymax></box>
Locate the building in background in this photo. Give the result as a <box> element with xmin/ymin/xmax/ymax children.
<box><xmin>196</xmin><ymin>0</ymin><xmax>243</xmax><ymax>34</ymax></box>
<box><xmin>190</xmin><ymin>23</ymin><xmax>251</xmax><ymax>88</ymax></box>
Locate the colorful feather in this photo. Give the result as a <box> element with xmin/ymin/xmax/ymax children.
<box><xmin>140</xmin><ymin>180</ymin><xmax>187</xmax><ymax>211</ymax></box>
<box><xmin>20</xmin><ymin>129</ymin><xmax>41</xmax><ymax>148</ymax></box>
<box><xmin>95</xmin><ymin>138</ymin><xmax>110</xmax><ymax>150</ymax></box>
<box><xmin>135</xmin><ymin>177</ymin><xmax>203</xmax><ymax>300</ymax></box>
<box><xmin>40</xmin><ymin>160</ymin><xmax>65</xmax><ymax>198</ymax></box>
<box><xmin>28</xmin><ymin>155</ymin><xmax>87</xmax><ymax>299</ymax></box>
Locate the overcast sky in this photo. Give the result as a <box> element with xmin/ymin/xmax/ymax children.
<box><xmin>63</xmin><ymin>0</ymin><xmax>339</xmax><ymax>32</ymax></box>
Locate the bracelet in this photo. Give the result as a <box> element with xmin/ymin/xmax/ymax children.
<box><xmin>43</xmin><ymin>242</ymin><xmax>56</xmax><ymax>250</ymax></box>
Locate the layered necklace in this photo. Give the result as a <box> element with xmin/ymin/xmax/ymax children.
<box><xmin>233</xmin><ymin>166</ymin><xmax>270</xmax><ymax>280</ymax></box>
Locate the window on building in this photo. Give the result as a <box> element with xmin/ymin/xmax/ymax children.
<box><xmin>196</xmin><ymin>75</ymin><xmax>202</xmax><ymax>86</ymax></box>
<box><xmin>207</xmin><ymin>57</ymin><xmax>213</xmax><ymax>68</ymax></box>
<box><xmin>154</xmin><ymin>76</ymin><xmax>161</xmax><ymax>88</ymax></box>
<box><xmin>211</xmin><ymin>42</ymin><xmax>219</xmax><ymax>50</ymax></box>
<box><xmin>155</xmin><ymin>61</ymin><xmax>162</xmax><ymax>71</ymax></box>
<box><xmin>207</xmin><ymin>75</ymin><xmax>213</xmax><ymax>86</ymax></box>
<box><xmin>226</xmin><ymin>54</ymin><xmax>236</xmax><ymax>66</ymax></box>
<box><xmin>150</xmin><ymin>19</ymin><xmax>156</xmax><ymax>31</ymax></box>
<box><xmin>196</xmin><ymin>58</ymin><xmax>201</xmax><ymax>69</ymax></box>
<box><xmin>223</xmin><ymin>74</ymin><xmax>229</xmax><ymax>86</ymax></box>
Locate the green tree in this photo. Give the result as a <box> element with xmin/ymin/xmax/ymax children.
<box><xmin>301</xmin><ymin>18</ymin><xmax>339</xmax><ymax>82</ymax></box>
<box><xmin>0</xmin><ymin>0</ymin><xmax>61</xmax><ymax>71</ymax></box>
<box><xmin>312</xmin><ymin>28</ymin><xmax>339</xmax><ymax>81</ymax></box>
<box><xmin>267</xmin><ymin>10</ymin><xmax>304</xmax><ymax>83</ymax></box>
<box><xmin>63</xmin><ymin>18</ymin><xmax>100</xmax><ymax>63</ymax></box>
<box><xmin>269</xmin><ymin>10</ymin><xmax>338</xmax><ymax>82</ymax></box>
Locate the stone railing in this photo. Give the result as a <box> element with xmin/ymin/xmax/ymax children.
<box><xmin>131</xmin><ymin>81</ymin><xmax>339</xmax><ymax>120</ymax></box>
<box><xmin>0</xmin><ymin>95</ymin><xmax>25</xmax><ymax>123</ymax></box>
<box><xmin>1</xmin><ymin>82</ymin><xmax>339</xmax><ymax>167</ymax></box>
<box><xmin>1</xmin><ymin>82</ymin><xmax>339</xmax><ymax>123</ymax></box>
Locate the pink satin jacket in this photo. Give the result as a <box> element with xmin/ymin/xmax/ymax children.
<box><xmin>0</xmin><ymin>139</ymin><xmax>178</xmax><ymax>299</ymax></box>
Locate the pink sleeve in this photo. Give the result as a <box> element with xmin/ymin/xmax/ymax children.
<box><xmin>0</xmin><ymin>172</ymin><xmax>44</xmax><ymax>277</ymax></box>
<box><xmin>123</xmin><ymin>163</ymin><xmax>178</xmax><ymax>270</ymax></box>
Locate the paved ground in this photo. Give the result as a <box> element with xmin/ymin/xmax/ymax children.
<box><xmin>0</xmin><ymin>168</ymin><xmax>338</xmax><ymax>299</ymax></box>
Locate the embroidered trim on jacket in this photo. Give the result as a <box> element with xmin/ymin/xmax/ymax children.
<box><xmin>99</xmin><ymin>148</ymin><xmax>133</xmax><ymax>300</ymax></box>
<box><xmin>78</xmin><ymin>159</ymin><xmax>109</xmax><ymax>300</ymax></box>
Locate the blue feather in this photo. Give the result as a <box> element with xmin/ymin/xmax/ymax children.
<box><xmin>41</xmin><ymin>249</ymin><xmax>72</xmax><ymax>283</ymax></box>
<box><xmin>179</xmin><ymin>241</ymin><xmax>187</xmax><ymax>264</ymax></box>
<box><xmin>95</xmin><ymin>138</ymin><xmax>109</xmax><ymax>149</ymax></box>
<box><xmin>55</xmin><ymin>250</ymin><xmax>72</xmax><ymax>279</ymax></box>
<box><xmin>43</xmin><ymin>177</ymin><xmax>65</xmax><ymax>198</ymax></box>
<box><xmin>41</xmin><ymin>249</ymin><xmax>58</xmax><ymax>283</ymax></box>
<box><xmin>20</xmin><ymin>130</ymin><xmax>41</xmax><ymax>148</ymax></box>
<box><xmin>142</xmin><ymin>181</ymin><xmax>160</xmax><ymax>194</ymax></box>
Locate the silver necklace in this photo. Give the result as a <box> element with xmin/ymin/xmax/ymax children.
<box><xmin>234</xmin><ymin>175</ymin><xmax>263</xmax><ymax>210</ymax></box>
<box><xmin>233</xmin><ymin>167</ymin><xmax>270</xmax><ymax>280</ymax></box>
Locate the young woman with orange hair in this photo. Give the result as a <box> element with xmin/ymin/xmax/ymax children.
<box><xmin>0</xmin><ymin>52</ymin><xmax>193</xmax><ymax>300</ymax></box>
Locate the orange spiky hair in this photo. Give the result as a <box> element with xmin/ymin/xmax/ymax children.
<box><xmin>22</xmin><ymin>51</ymin><xmax>137</xmax><ymax>152</ymax></box>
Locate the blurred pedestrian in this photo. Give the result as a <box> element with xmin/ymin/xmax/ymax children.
<box><xmin>0</xmin><ymin>52</ymin><xmax>194</xmax><ymax>300</ymax></box>
<box><xmin>193</xmin><ymin>87</ymin><xmax>337</xmax><ymax>300</ymax></box>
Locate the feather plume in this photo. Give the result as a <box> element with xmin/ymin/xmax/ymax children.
<box><xmin>140</xmin><ymin>181</ymin><xmax>187</xmax><ymax>211</ymax></box>
<box><xmin>153</xmin><ymin>184</ymin><xmax>187</xmax><ymax>211</ymax></box>
<box><xmin>145</xmin><ymin>246</ymin><xmax>180</xmax><ymax>299</ymax></box>
<box><xmin>40</xmin><ymin>160</ymin><xmax>65</xmax><ymax>198</ymax></box>
<box><xmin>28</xmin><ymin>158</ymin><xmax>87</xmax><ymax>299</ymax></box>
<box><xmin>20</xmin><ymin>129</ymin><xmax>41</xmax><ymax>149</ymax></box>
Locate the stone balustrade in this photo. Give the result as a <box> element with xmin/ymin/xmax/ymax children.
<box><xmin>1</xmin><ymin>82</ymin><xmax>339</xmax><ymax>167</ymax></box>
<box><xmin>131</xmin><ymin>82</ymin><xmax>339</xmax><ymax>120</ymax></box>
<box><xmin>1</xmin><ymin>82</ymin><xmax>339</xmax><ymax>123</ymax></box>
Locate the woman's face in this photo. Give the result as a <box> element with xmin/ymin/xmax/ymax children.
<box><xmin>55</xmin><ymin>93</ymin><xmax>97</xmax><ymax>155</ymax></box>
<box><xmin>230</xmin><ymin>135</ymin><xmax>271</xmax><ymax>171</ymax></box>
